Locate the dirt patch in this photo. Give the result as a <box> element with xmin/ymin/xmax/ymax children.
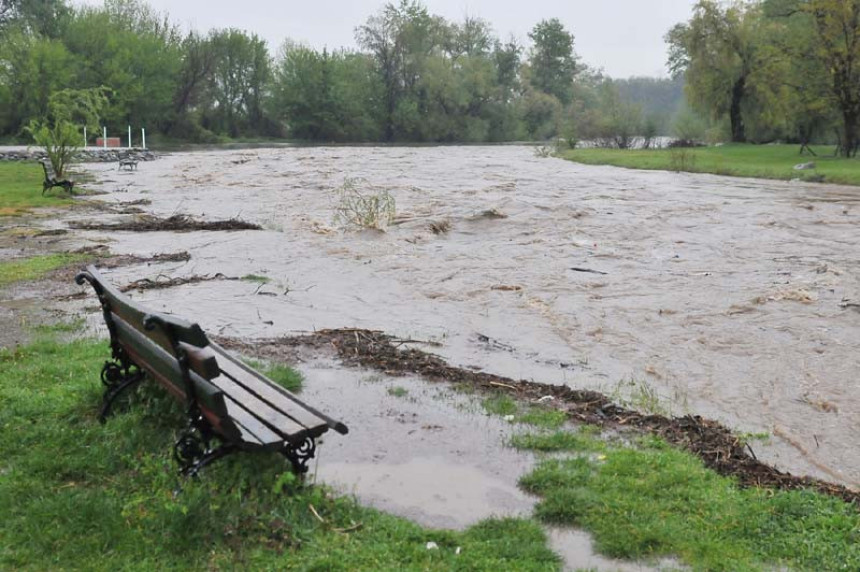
<box><xmin>68</xmin><ymin>214</ymin><xmax>262</xmax><ymax>232</ymax></box>
<box><xmin>219</xmin><ymin>328</ymin><xmax>860</xmax><ymax>508</ymax></box>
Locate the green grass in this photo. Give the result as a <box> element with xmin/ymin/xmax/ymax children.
<box><xmin>0</xmin><ymin>161</ymin><xmax>76</xmax><ymax>215</ymax></box>
<box><xmin>511</xmin><ymin>430</ymin><xmax>606</xmax><ymax>453</ymax></box>
<box><xmin>387</xmin><ymin>386</ymin><xmax>409</xmax><ymax>398</ymax></box>
<box><xmin>0</xmin><ymin>335</ymin><xmax>560</xmax><ymax>570</ymax></box>
<box><xmin>559</xmin><ymin>143</ymin><xmax>860</xmax><ymax>186</ymax></box>
<box><xmin>0</xmin><ymin>253</ymin><xmax>88</xmax><ymax>287</ymax></box>
<box><xmin>241</xmin><ymin>273</ymin><xmax>271</xmax><ymax>284</ymax></box>
<box><xmin>243</xmin><ymin>358</ymin><xmax>304</xmax><ymax>392</ymax></box>
<box><xmin>518</xmin><ymin>432</ymin><xmax>860</xmax><ymax>570</ymax></box>
<box><xmin>482</xmin><ymin>394</ymin><xmax>567</xmax><ymax>430</ymax></box>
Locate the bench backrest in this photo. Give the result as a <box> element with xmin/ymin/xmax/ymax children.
<box><xmin>76</xmin><ymin>266</ymin><xmax>239</xmax><ymax>438</ymax></box>
<box><xmin>40</xmin><ymin>160</ymin><xmax>55</xmax><ymax>180</ymax></box>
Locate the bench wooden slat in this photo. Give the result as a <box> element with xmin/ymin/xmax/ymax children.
<box><xmin>221</xmin><ymin>397</ymin><xmax>284</xmax><ymax>448</ymax></box>
<box><xmin>206</xmin><ymin>369</ymin><xmax>309</xmax><ymax>439</ymax></box>
<box><xmin>211</xmin><ymin>343</ymin><xmax>347</xmax><ymax>435</ymax></box>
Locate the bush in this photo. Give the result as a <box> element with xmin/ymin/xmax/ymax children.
<box><xmin>332</xmin><ymin>177</ymin><xmax>396</xmax><ymax>231</ymax></box>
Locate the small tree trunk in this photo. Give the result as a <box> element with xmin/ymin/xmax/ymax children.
<box><xmin>730</xmin><ymin>76</ymin><xmax>746</xmax><ymax>143</ymax></box>
<box><xmin>840</xmin><ymin>111</ymin><xmax>858</xmax><ymax>158</ymax></box>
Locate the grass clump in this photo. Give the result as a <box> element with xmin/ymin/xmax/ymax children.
<box><xmin>482</xmin><ymin>394</ymin><xmax>518</xmax><ymax>416</ymax></box>
<box><xmin>241</xmin><ymin>273</ymin><xmax>271</xmax><ymax>284</ymax></box>
<box><xmin>387</xmin><ymin>386</ymin><xmax>409</xmax><ymax>398</ymax></box>
<box><xmin>511</xmin><ymin>430</ymin><xmax>606</xmax><ymax>453</ymax></box>
<box><xmin>244</xmin><ymin>358</ymin><xmax>304</xmax><ymax>392</ymax></box>
<box><xmin>519</xmin><ymin>435</ymin><xmax>860</xmax><ymax>570</ymax></box>
<box><xmin>559</xmin><ymin>143</ymin><xmax>860</xmax><ymax>186</ymax></box>
<box><xmin>333</xmin><ymin>177</ymin><xmax>396</xmax><ymax>231</ymax></box>
<box><xmin>0</xmin><ymin>334</ymin><xmax>561</xmax><ymax>570</ymax></box>
<box><xmin>483</xmin><ymin>394</ymin><xmax>567</xmax><ymax>429</ymax></box>
<box><xmin>0</xmin><ymin>253</ymin><xmax>87</xmax><ymax>287</ymax></box>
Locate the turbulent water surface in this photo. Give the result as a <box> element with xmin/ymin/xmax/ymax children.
<box><xmin>73</xmin><ymin>145</ymin><xmax>860</xmax><ymax>488</ymax></box>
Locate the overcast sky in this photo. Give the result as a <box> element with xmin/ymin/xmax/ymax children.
<box><xmin>76</xmin><ymin>0</ymin><xmax>696</xmax><ymax>78</ymax></box>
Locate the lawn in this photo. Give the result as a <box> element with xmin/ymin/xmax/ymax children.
<box><xmin>558</xmin><ymin>143</ymin><xmax>860</xmax><ymax>186</ymax></box>
<box><xmin>0</xmin><ymin>161</ymin><xmax>75</xmax><ymax>216</ymax></box>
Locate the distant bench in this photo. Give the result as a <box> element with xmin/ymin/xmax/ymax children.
<box><xmin>118</xmin><ymin>158</ymin><xmax>138</xmax><ymax>170</ymax></box>
<box><xmin>76</xmin><ymin>266</ymin><xmax>348</xmax><ymax>476</ymax></box>
<box><xmin>40</xmin><ymin>160</ymin><xmax>75</xmax><ymax>195</ymax></box>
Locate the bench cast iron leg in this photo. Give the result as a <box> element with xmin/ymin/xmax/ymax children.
<box><xmin>283</xmin><ymin>437</ymin><xmax>317</xmax><ymax>474</ymax></box>
<box><xmin>174</xmin><ymin>426</ymin><xmax>238</xmax><ymax>477</ymax></box>
<box><xmin>98</xmin><ymin>361</ymin><xmax>143</xmax><ymax>423</ymax></box>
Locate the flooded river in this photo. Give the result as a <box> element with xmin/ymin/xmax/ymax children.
<box><xmin>72</xmin><ymin>145</ymin><xmax>860</xmax><ymax>490</ymax></box>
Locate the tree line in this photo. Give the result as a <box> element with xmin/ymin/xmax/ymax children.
<box><xmin>668</xmin><ymin>0</ymin><xmax>860</xmax><ymax>156</ymax></box>
<box><xmin>0</xmin><ymin>0</ymin><xmax>681</xmax><ymax>145</ymax></box>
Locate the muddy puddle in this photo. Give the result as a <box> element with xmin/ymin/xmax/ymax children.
<box><xmin>64</xmin><ymin>146</ymin><xmax>860</xmax><ymax>490</ymax></box>
<box><xmin>257</xmin><ymin>351</ymin><xmax>658</xmax><ymax>571</ymax></box>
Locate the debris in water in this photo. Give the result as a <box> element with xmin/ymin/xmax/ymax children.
<box><xmin>69</xmin><ymin>214</ymin><xmax>263</xmax><ymax>232</ymax></box>
<box><xmin>490</xmin><ymin>284</ymin><xmax>522</xmax><ymax>292</ymax></box>
<box><xmin>570</xmin><ymin>267</ymin><xmax>608</xmax><ymax>275</ymax></box>
<box><xmin>469</xmin><ymin>208</ymin><xmax>507</xmax><ymax>220</ymax></box>
<box><xmin>120</xmin><ymin>273</ymin><xmax>238</xmax><ymax>292</ymax></box>
<box><xmin>428</xmin><ymin>219</ymin><xmax>451</xmax><ymax>234</ymax></box>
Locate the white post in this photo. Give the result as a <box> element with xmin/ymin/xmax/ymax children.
<box><xmin>142</xmin><ymin>128</ymin><xmax>146</xmax><ymax>149</ymax></box>
<box><xmin>83</xmin><ymin>126</ymin><xmax>87</xmax><ymax>148</ymax></box>
<box><xmin>128</xmin><ymin>125</ymin><xmax>132</xmax><ymax>149</ymax></box>
<box><xmin>102</xmin><ymin>127</ymin><xmax>107</xmax><ymax>149</ymax></box>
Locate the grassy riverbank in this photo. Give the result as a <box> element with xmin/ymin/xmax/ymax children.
<box><xmin>558</xmin><ymin>144</ymin><xmax>860</xmax><ymax>186</ymax></box>
<box><xmin>0</xmin><ymin>161</ymin><xmax>76</xmax><ymax>216</ymax></box>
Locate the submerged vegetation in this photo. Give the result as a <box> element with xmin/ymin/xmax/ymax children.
<box><xmin>332</xmin><ymin>178</ymin><xmax>396</xmax><ymax>231</ymax></box>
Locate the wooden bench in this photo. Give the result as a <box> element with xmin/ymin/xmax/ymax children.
<box><xmin>40</xmin><ymin>160</ymin><xmax>75</xmax><ymax>195</ymax></box>
<box><xmin>75</xmin><ymin>265</ymin><xmax>348</xmax><ymax>476</ymax></box>
<box><xmin>118</xmin><ymin>158</ymin><xmax>138</xmax><ymax>170</ymax></box>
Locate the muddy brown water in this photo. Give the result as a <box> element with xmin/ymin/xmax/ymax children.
<box><xmin>66</xmin><ymin>146</ymin><xmax>860</xmax><ymax>490</ymax></box>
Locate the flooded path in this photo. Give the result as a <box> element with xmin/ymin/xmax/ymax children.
<box><xmin>71</xmin><ymin>145</ymin><xmax>860</xmax><ymax>490</ymax></box>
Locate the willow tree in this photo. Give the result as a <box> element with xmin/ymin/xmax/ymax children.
<box><xmin>771</xmin><ymin>0</ymin><xmax>860</xmax><ymax>156</ymax></box>
<box><xmin>667</xmin><ymin>0</ymin><xmax>767</xmax><ymax>142</ymax></box>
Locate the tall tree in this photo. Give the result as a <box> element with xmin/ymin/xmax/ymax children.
<box><xmin>206</xmin><ymin>28</ymin><xmax>270</xmax><ymax>136</ymax></box>
<box><xmin>527</xmin><ymin>18</ymin><xmax>577</xmax><ymax>105</ymax></box>
<box><xmin>768</xmin><ymin>0</ymin><xmax>860</xmax><ymax>155</ymax></box>
<box><xmin>356</xmin><ymin>0</ymin><xmax>439</xmax><ymax>141</ymax></box>
<box><xmin>667</xmin><ymin>0</ymin><xmax>766</xmax><ymax>142</ymax></box>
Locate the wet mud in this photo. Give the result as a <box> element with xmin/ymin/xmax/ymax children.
<box><xmin>221</xmin><ymin>328</ymin><xmax>860</xmax><ymax>507</ymax></box>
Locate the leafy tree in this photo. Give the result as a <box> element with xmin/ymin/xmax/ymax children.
<box><xmin>667</xmin><ymin>0</ymin><xmax>768</xmax><ymax>142</ymax></box>
<box><xmin>205</xmin><ymin>28</ymin><xmax>271</xmax><ymax>137</ymax></box>
<box><xmin>0</xmin><ymin>30</ymin><xmax>75</xmax><ymax>135</ymax></box>
<box><xmin>356</xmin><ymin>0</ymin><xmax>441</xmax><ymax>141</ymax></box>
<box><xmin>527</xmin><ymin>18</ymin><xmax>577</xmax><ymax>105</ymax></box>
<box><xmin>0</xmin><ymin>0</ymin><xmax>70</xmax><ymax>39</ymax></box>
<box><xmin>767</xmin><ymin>0</ymin><xmax>860</xmax><ymax>155</ymax></box>
<box><xmin>27</xmin><ymin>86</ymin><xmax>109</xmax><ymax>177</ymax></box>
